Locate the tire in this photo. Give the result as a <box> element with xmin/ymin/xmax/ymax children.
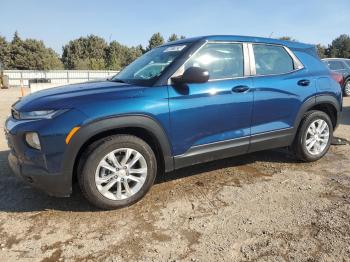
<box><xmin>78</xmin><ymin>135</ymin><xmax>157</xmax><ymax>210</ymax></box>
<box><xmin>344</xmin><ymin>79</ymin><xmax>350</xmax><ymax>97</ymax></box>
<box><xmin>292</xmin><ymin>110</ymin><xmax>333</xmax><ymax>162</ymax></box>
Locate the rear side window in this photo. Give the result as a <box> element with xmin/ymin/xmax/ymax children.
<box><xmin>345</xmin><ymin>60</ymin><xmax>350</xmax><ymax>68</ymax></box>
<box><xmin>328</xmin><ymin>60</ymin><xmax>345</xmax><ymax>70</ymax></box>
<box><xmin>184</xmin><ymin>43</ymin><xmax>244</xmax><ymax>80</ymax></box>
<box><xmin>253</xmin><ymin>44</ymin><xmax>294</xmax><ymax>75</ymax></box>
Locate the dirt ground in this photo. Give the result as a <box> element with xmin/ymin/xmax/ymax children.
<box><xmin>0</xmin><ymin>87</ymin><xmax>349</xmax><ymax>262</ymax></box>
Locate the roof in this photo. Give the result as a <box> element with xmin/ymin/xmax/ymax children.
<box><xmin>163</xmin><ymin>35</ymin><xmax>314</xmax><ymax>49</ymax></box>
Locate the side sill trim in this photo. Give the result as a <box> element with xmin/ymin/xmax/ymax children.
<box><xmin>249</xmin><ymin>127</ymin><xmax>295</xmax><ymax>153</ymax></box>
<box><xmin>174</xmin><ymin>136</ymin><xmax>250</xmax><ymax>169</ymax></box>
<box><xmin>173</xmin><ymin>128</ymin><xmax>296</xmax><ymax>170</ymax></box>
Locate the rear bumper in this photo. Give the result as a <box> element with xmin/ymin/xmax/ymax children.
<box><xmin>8</xmin><ymin>152</ymin><xmax>71</xmax><ymax>197</ymax></box>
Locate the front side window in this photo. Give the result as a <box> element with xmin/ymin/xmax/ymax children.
<box><xmin>253</xmin><ymin>44</ymin><xmax>294</xmax><ymax>75</ymax></box>
<box><xmin>113</xmin><ymin>44</ymin><xmax>189</xmax><ymax>86</ymax></box>
<box><xmin>328</xmin><ymin>60</ymin><xmax>345</xmax><ymax>70</ymax></box>
<box><xmin>182</xmin><ymin>43</ymin><xmax>244</xmax><ymax>80</ymax></box>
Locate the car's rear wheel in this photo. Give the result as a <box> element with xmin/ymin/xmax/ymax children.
<box><xmin>292</xmin><ymin>110</ymin><xmax>333</xmax><ymax>162</ymax></box>
<box><xmin>78</xmin><ymin>135</ymin><xmax>157</xmax><ymax>209</ymax></box>
<box><xmin>344</xmin><ymin>79</ymin><xmax>350</xmax><ymax>97</ymax></box>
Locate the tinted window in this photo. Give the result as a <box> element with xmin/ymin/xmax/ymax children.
<box><xmin>328</xmin><ymin>60</ymin><xmax>345</xmax><ymax>70</ymax></box>
<box><xmin>253</xmin><ymin>44</ymin><xmax>294</xmax><ymax>75</ymax></box>
<box><xmin>345</xmin><ymin>60</ymin><xmax>350</xmax><ymax>68</ymax></box>
<box><xmin>184</xmin><ymin>43</ymin><xmax>244</xmax><ymax>80</ymax></box>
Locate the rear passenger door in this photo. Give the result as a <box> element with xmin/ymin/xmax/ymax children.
<box><xmin>249</xmin><ymin>43</ymin><xmax>316</xmax><ymax>151</ymax></box>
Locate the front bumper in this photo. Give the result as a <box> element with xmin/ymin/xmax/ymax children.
<box><xmin>4</xmin><ymin>116</ymin><xmax>73</xmax><ymax>197</ymax></box>
<box><xmin>8</xmin><ymin>152</ymin><xmax>71</xmax><ymax>197</ymax></box>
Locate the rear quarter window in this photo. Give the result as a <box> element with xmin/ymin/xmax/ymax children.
<box><xmin>253</xmin><ymin>44</ymin><xmax>294</xmax><ymax>75</ymax></box>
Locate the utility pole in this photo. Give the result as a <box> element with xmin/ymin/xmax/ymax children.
<box><xmin>0</xmin><ymin>62</ymin><xmax>3</xmax><ymax>89</ymax></box>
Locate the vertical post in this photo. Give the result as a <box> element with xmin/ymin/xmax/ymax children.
<box><xmin>0</xmin><ymin>71</ymin><xmax>3</xmax><ymax>89</ymax></box>
<box><xmin>0</xmin><ymin>62</ymin><xmax>3</xmax><ymax>89</ymax></box>
<box><xmin>20</xmin><ymin>79</ymin><xmax>24</xmax><ymax>97</ymax></box>
<box><xmin>20</xmin><ymin>71</ymin><xmax>23</xmax><ymax>87</ymax></box>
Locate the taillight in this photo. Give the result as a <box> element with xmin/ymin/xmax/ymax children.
<box><xmin>331</xmin><ymin>72</ymin><xmax>344</xmax><ymax>86</ymax></box>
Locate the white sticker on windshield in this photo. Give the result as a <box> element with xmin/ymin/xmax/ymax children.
<box><xmin>164</xmin><ymin>45</ymin><xmax>186</xmax><ymax>52</ymax></box>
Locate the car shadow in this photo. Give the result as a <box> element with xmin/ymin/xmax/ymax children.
<box><xmin>0</xmin><ymin>148</ymin><xmax>299</xmax><ymax>213</ymax></box>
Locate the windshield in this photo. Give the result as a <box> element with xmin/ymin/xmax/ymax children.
<box><xmin>112</xmin><ymin>44</ymin><xmax>188</xmax><ymax>86</ymax></box>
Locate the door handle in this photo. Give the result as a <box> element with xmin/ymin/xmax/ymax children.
<box><xmin>232</xmin><ymin>85</ymin><xmax>250</xmax><ymax>93</ymax></box>
<box><xmin>297</xmin><ymin>79</ymin><xmax>310</xmax><ymax>86</ymax></box>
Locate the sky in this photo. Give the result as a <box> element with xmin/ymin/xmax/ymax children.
<box><xmin>1</xmin><ymin>0</ymin><xmax>349</xmax><ymax>54</ymax></box>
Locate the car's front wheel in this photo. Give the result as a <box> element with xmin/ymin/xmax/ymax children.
<box><xmin>78</xmin><ymin>135</ymin><xmax>157</xmax><ymax>209</ymax></box>
<box><xmin>292</xmin><ymin>110</ymin><xmax>333</xmax><ymax>162</ymax></box>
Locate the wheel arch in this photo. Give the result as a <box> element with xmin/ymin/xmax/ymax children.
<box><xmin>294</xmin><ymin>95</ymin><xmax>340</xmax><ymax>131</ymax></box>
<box><xmin>344</xmin><ymin>75</ymin><xmax>350</xmax><ymax>84</ymax></box>
<box><xmin>343</xmin><ymin>75</ymin><xmax>350</xmax><ymax>92</ymax></box>
<box><xmin>61</xmin><ymin>115</ymin><xmax>174</xmax><ymax>187</ymax></box>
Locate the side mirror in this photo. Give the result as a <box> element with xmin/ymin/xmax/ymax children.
<box><xmin>172</xmin><ymin>67</ymin><xmax>209</xmax><ymax>84</ymax></box>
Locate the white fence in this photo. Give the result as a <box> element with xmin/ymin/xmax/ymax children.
<box><xmin>3</xmin><ymin>70</ymin><xmax>119</xmax><ymax>87</ymax></box>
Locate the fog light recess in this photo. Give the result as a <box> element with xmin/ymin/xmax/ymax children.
<box><xmin>25</xmin><ymin>132</ymin><xmax>41</xmax><ymax>150</ymax></box>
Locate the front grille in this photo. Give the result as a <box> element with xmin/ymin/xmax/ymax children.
<box><xmin>11</xmin><ymin>108</ymin><xmax>20</xmax><ymax>120</ymax></box>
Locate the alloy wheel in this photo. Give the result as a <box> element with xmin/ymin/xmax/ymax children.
<box><xmin>345</xmin><ymin>81</ymin><xmax>350</xmax><ymax>96</ymax></box>
<box><xmin>305</xmin><ymin>119</ymin><xmax>330</xmax><ymax>155</ymax></box>
<box><xmin>95</xmin><ymin>148</ymin><xmax>148</xmax><ymax>200</ymax></box>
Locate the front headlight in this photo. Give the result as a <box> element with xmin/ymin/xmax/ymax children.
<box><xmin>13</xmin><ymin>109</ymin><xmax>67</xmax><ymax>120</ymax></box>
<box><xmin>20</xmin><ymin>110</ymin><xmax>56</xmax><ymax>119</ymax></box>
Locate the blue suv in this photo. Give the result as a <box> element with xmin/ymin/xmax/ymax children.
<box><xmin>5</xmin><ymin>35</ymin><xmax>342</xmax><ymax>209</ymax></box>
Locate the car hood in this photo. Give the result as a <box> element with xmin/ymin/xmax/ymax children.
<box><xmin>13</xmin><ymin>80</ymin><xmax>141</xmax><ymax>111</ymax></box>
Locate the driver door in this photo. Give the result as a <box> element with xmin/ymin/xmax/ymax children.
<box><xmin>168</xmin><ymin>42</ymin><xmax>254</xmax><ymax>168</ymax></box>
